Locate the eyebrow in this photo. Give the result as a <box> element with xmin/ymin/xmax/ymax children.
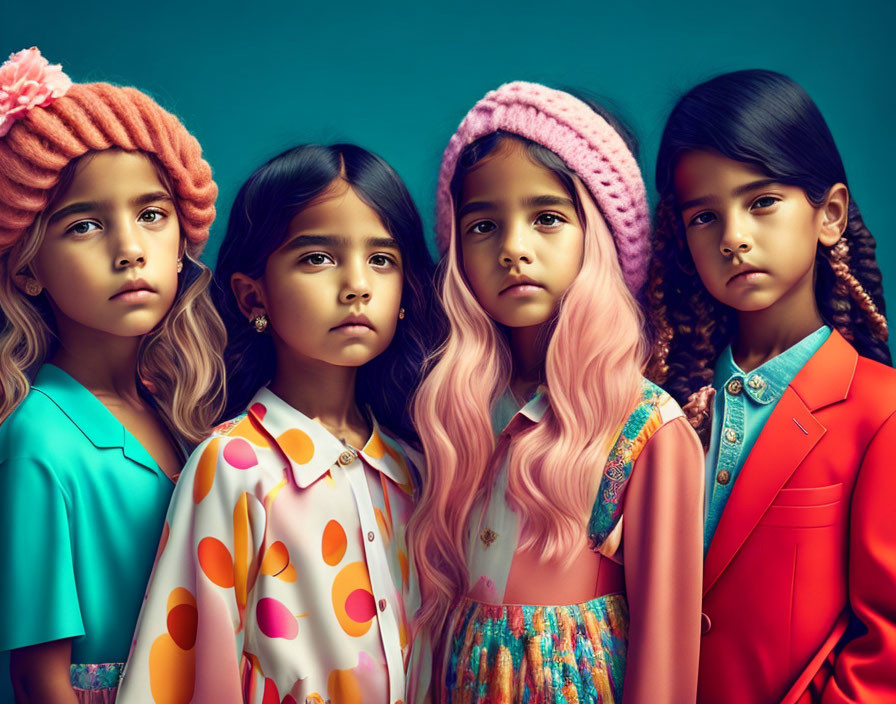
<box><xmin>678</xmin><ymin>179</ymin><xmax>781</xmax><ymax>211</ymax></box>
<box><xmin>457</xmin><ymin>194</ymin><xmax>575</xmax><ymax>220</ymax></box>
<box><xmin>47</xmin><ymin>191</ymin><xmax>173</xmax><ymax>225</ymax></box>
<box><xmin>280</xmin><ymin>233</ymin><xmax>400</xmax><ymax>251</ymax></box>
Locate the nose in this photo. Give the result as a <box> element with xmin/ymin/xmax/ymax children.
<box><xmin>339</xmin><ymin>259</ymin><xmax>371</xmax><ymax>304</ymax></box>
<box><xmin>498</xmin><ymin>222</ymin><xmax>534</xmax><ymax>267</ymax></box>
<box><xmin>114</xmin><ymin>221</ymin><xmax>146</xmax><ymax>269</ymax></box>
<box><xmin>719</xmin><ymin>217</ymin><xmax>752</xmax><ymax>258</ymax></box>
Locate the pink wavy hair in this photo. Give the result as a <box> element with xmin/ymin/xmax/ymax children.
<box><xmin>409</xmin><ymin>175</ymin><xmax>647</xmax><ymax>639</ymax></box>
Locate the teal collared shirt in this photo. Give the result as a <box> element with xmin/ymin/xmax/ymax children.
<box><xmin>0</xmin><ymin>364</ymin><xmax>175</xmax><ymax>684</ymax></box>
<box><xmin>704</xmin><ymin>326</ymin><xmax>831</xmax><ymax>552</ymax></box>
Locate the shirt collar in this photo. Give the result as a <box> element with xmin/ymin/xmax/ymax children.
<box><xmin>247</xmin><ymin>387</ymin><xmax>413</xmax><ymax>491</ymax></box>
<box><xmin>30</xmin><ymin>364</ymin><xmax>159</xmax><ymax>472</ymax></box>
<box><xmin>495</xmin><ymin>385</ymin><xmax>550</xmax><ymax>435</ymax></box>
<box><xmin>714</xmin><ymin>326</ymin><xmax>832</xmax><ymax>405</ymax></box>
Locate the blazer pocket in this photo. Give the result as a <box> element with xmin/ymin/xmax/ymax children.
<box><xmin>760</xmin><ymin>483</ymin><xmax>843</xmax><ymax>528</ymax></box>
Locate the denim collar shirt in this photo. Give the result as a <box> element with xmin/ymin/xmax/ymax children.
<box><xmin>704</xmin><ymin>326</ymin><xmax>831</xmax><ymax>553</ymax></box>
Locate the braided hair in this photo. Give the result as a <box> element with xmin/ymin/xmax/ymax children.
<box><xmin>647</xmin><ymin>69</ymin><xmax>890</xmax><ymax>414</ymax></box>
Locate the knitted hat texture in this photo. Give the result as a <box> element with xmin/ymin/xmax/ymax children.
<box><xmin>0</xmin><ymin>62</ymin><xmax>216</xmax><ymax>253</ymax></box>
<box><xmin>436</xmin><ymin>81</ymin><xmax>649</xmax><ymax>294</ymax></box>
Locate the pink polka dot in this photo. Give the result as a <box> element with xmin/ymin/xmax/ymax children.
<box><xmin>250</xmin><ymin>402</ymin><xmax>267</xmax><ymax>420</ymax></box>
<box><xmin>256</xmin><ymin>597</ymin><xmax>298</xmax><ymax>640</ymax></box>
<box><xmin>223</xmin><ymin>438</ymin><xmax>258</xmax><ymax>469</ymax></box>
<box><xmin>345</xmin><ymin>589</ymin><xmax>377</xmax><ymax>623</ymax></box>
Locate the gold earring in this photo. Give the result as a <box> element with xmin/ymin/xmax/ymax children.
<box><xmin>176</xmin><ymin>259</ymin><xmax>183</xmax><ymax>273</ymax></box>
<box><xmin>24</xmin><ymin>280</ymin><xmax>43</xmax><ymax>296</ymax></box>
<box><xmin>253</xmin><ymin>313</ymin><xmax>269</xmax><ymax>333</ymax></box>
<box><xmin>398</xmin><ymin>307</ymin><xmax>405</xmax><ymax>320</ymax></box>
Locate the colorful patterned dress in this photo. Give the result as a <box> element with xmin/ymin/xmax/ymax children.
<box><xmin>117</xmin><ymin>387</ymin><xmax>420</xmax><ymax>704</ymax></box>
<box><xmin>428</xmin><ymin>379</ymin><xmax>704</xmax><ymax>704</ymax></box>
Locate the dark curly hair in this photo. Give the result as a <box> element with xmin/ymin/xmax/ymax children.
<box><xmin>214</xmin><ymin>143</ymin><xmax>445</xmax><ymax>443</ymax></box>
<box><xmin>646</xmin><ymin>69</ymin><xmax>890</xmax><ymax>417</ymax></box>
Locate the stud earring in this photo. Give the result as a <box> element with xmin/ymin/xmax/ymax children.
<box><xmin>176</xmin><ymin>259</ymin><xmax>183</xmax><ymax>273</ymax></box>
<box><xmin>24</xmin><ymin>280</ymin><xmax>43</xmax><ymax>296</ymax></box>
<box><xmin>253</xmin><ymin>313</ymin><xmax>269</xmax><ymax>333</ymax></box>
<box><xmin>398</xmin><ymin>307</ymin><xmax>405</xmax><ymax>320</ymax></box>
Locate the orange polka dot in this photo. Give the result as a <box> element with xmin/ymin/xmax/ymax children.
<box><xmin>328</xmin><ymin>667</ymin><xmax>362</xmax><ymax>704</ymax></box>
<box><xmin>322</xmin><ymin>520</ymin><xmax>347</xmax><ymax>566</ymax></box>
<box><xmin>260</xmin><ymin>541</ymin><xmax>290</xmax><ymax>576</ymax></box>
<box><xmin>167</xmin><ymin>602</ymin><xmax>198</xmax><ymax>650</ymax></box>
<box><xmin>374</xmin><ymin>507</ymin><xmax>392</xmax><ymax>543</ymax></box>
<box><xmin>277</xmin><ymin>428</ymin><xmax>315</xmax><ymax>464</ymax></box>
<box><xmin>230</xmin><ymin>413</ymin><xmax>271</xmax><ymax>448</ymax></box>
<box><xmin>148</xmin><ymin>633</ymin><xmax>195</xmax><ymax>704</ymax></box>
<box><xmin>166</xmin><ymin>587</ymin><xmax>196</xmax><ymax>613</ymax></box>
<box><xmin>193</xmin><ymin>438</ymin><xmax>222</xmax><ymax>504</ymax></box>
<box><xmin>198</xmin><ymin>536</ymin><xmax>234</xmax><ymax>588</ymax></box>
<box><xmin>332</xmin><ymin>561</ymin><xmax>375</xmax><ymax>638</ymax></box>
<box><xmin>397</xmin><ymin>549</ymin><xmax>409</xmax><ymax>590</ymax></box>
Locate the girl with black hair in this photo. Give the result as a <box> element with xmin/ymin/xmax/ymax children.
<box><xmin>647</xmin><ymin>69</ymin><xmax>896</xmax><ymax>703</ymax></box>
<box><xmin>118</xmin><ymin>144</ymin><xmax>442</xmax><ymax>703</ymax></box>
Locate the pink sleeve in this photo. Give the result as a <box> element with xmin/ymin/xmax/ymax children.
<box><xmin>621</xmin><ymin>416</ymin><xmax>704</xmax><ymax>704</ymax></box>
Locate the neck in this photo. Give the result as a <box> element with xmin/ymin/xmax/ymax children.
<box><xmin>508</xmin><ymin>324</ymin><xmax>547</xmax><ymax>399</ymax></box>
<box><xmin>269</xmin><ymin>346</ymin><xmax>365</xmax><ymax>441</ymax></box>
<box><xmin>733</xmin><ymin>286</ymin><xmax>824</xmax><ymax>372</ymax></box>
<box><xmin>49</xmin><ymin>325</ymin><xmax>142</xmax><ymax>399</ymax></box>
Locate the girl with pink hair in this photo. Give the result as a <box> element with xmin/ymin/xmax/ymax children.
<box><xmin>408</xmin><ymin>82</ymin><xmax>705</xmax><ymax>703</ymax></box>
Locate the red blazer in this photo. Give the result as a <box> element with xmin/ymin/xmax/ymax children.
<box><xmin>698</xmin><ymin>330</ymin><xmax>896</xmax><ymax>704</ymax></box>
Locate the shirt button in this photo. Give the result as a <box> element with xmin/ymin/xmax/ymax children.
<box><xmin>724</xmin><ymin>428</ymin><xmax>738</xmax><ymax>443</ymax></box>
<box><xmin>747</xmin><ymin>375</ymin><xmax>765</xmax><ymax>390</ymax></box>
<box><xmin>701</xmin><ymin>612</ymin><xmax>712</xmax><ymax>634</ymax></box>
<box><xmin>367</xmin><ymin>531</ymin><xmax>375</xmax><ymax>542</ymax></box>
<box><xmin>716</xmin><ymin>470</ymin><xmax>731</xmax><ymax>485</ymax></box>
<box><xmin>726</xmin><ymin>379</ymin><xmax>743</xmax><ymax>395</ymax></box>
<box><xmin>378</xmin><ymin>598</ymin><xmax>387</xmax><ymax>612</ymax></box>
<box><xmin>337</xmin><ymin>450</ymin><xmax>357</xmax><ymax>466</ymax></box>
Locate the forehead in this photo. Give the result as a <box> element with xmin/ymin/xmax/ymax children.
<box><xmin>286</xmin><ymin>180</ymin><xmax>389</xmax><ymax>237</ymax></box>
<box><xmin>673</xmin><ymin>149</ymin><xmax>768</xmax><ymax>198</ymax></box>
<box><xmin>458</xmin><ymin>138</ymin><xmax>571</xmax><ymax>205</ymax></box>
<box><xmin>62</xmin><ymin>150</ymin><xmax>166</xmax><ymax>202</ymax></box>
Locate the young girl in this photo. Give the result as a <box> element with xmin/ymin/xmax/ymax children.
<box><xmin>0</xmin><ymin>48</ymin><xmax>225</xmax><ymax>703</ymax></box>
<box><xmin>117</xmin><ymin>143</ymin><xmax>442</xmax><ymax>703</ymax></box>
<box><xmin>408</xmin><ymin>82</ymin><xmax>705</xmax><ymax>704</ymax></box>
<box><xmin>646</xmin><ymin>69</ymin><xmax>896</xmax><ymax>704</ymax></box>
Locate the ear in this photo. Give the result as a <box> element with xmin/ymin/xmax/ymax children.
<box><xmin>230</xmin><ymin>272</ymin><xmax>267</xmax><ymax>320</ymax></box>
<box><xmin>818</xmin><ymin>183</ymin><xmax>849</xmax><ymax>247</ymax></box>
<box><xmin>14</xmin><ymin>268</ymin><xmax>43</xmax><ymax>297</ymax></box>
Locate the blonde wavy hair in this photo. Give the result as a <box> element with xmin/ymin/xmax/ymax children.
<box><xmin>0</xmin><ymin>150</ymin><xmax>226</xmax><ymax>444</ymax></box>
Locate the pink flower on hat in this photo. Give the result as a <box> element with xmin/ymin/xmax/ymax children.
<box><xmin>0</xmin><ymin>47</ymin><xmax>72</xmax><ymax>137</ymax></box>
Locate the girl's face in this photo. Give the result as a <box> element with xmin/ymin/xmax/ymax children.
<box><xmin>457</xmin><ymin>139</ymin><xmax>584</xmax><ymax>330</ymax></box>
<box><xmin>248</xmin><ymin>179</ymin><xmax>404</xmax><ymax>370</ymax></box>
<box><xmin>28</xmin><ymin>149</ymin><xmax>182</xmax><ymax>339</ymax></box>
<box><xmin>674</xmin><ymin>150</ymin><xmax>844</xmax><ymax>315</ymax></box>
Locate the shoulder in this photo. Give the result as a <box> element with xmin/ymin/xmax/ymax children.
<box><xmin>849</xmin><ymin>355</ymin><xmax>896</xmax><ymax>415</ymax></box>
<box><xmin>0</xmin><ymin>388</ymin><xmax>84</xmax><ymax>462</ymax></box>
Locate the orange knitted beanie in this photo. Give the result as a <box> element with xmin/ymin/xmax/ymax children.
<box><xmin>0</xmin><ymin>48</ymin><xmax>216</xmax><ymax>254</ymax></box>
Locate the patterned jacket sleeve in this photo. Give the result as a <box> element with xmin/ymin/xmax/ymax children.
<box><xmin>117</xmin><ymin>435</ymin><xmax>256</xmax><ymax>704</ymax></box>
<box><xmin>621</xmin><ymin>416</ymin><xmax>705</xmax><ymax>704</ymax></box>
<box><xmin>822</xmin><ymin>410</ymin><xmax>896</xmax><ymax>703</ymax></box>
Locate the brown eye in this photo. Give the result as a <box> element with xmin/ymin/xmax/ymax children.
<box><xmin>535</xmin><ymin>213</ymin><xmax>564</xmax><ymax>227</ymax></box>
<box><xmin>300</xmin><ymin>252</ymin><xmax>333</xmax><ymax>266</ymax></box>
<box><xmin>468</xmin><ymin>220</ymin><xmax>496</xmax><ymax>235</ymax></box>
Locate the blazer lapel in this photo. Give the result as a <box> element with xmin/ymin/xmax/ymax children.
<box><xmin>703</xmin><ymin>331</ymin><xmax>857</xmax><ymax>595</ymax></box>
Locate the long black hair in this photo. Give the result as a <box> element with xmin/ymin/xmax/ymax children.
<box><xmin>647</xmin><ymin>69</ymin><xmax>890</xmax><ymax>406</ymax></box>
<box><xmin>214</xmin><ymin>143</ymin><xmax>444</xmax><ymax>442</ymax></box>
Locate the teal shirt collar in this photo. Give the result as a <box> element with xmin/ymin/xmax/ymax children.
<box><xmin>30</xmin><ymin>364</ymin><xmax>161</xmax><ymax>473</ymax></box>
<box><xmin>714</xmin><ymin>326</ymin><xmax>832</xmax><ymax>406</ymax></box>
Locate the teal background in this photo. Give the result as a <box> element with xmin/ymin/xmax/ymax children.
<box><xmin>3</xmin><ymin>0</ymin><xmax>895</xmax><ymax>353</ymax></box>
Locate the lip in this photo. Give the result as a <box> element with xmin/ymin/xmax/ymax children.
<box><xmin>726</xmin><ymin>267</ymin><xmax>767</xmax><ymax>285</ymax></box>
<box><xmin>331</xmin><ymin>314</ymin><xmax>375</xmax><ymax>333</ymax></box>
<box><xmin>499</xmin><ymin>275</ymin><xmax>544</xmax><ymax>295</ymax></box>
<box><xmin>110</xmin><ymin>279</ymin><xmax>156</xmax><ymax>301</ymax></box>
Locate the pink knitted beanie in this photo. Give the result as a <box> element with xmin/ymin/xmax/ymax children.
<box><xmin>0</xmin><ymin>48</ymin><xmax>216</xmax><ymax>254</ymax></box>
<box><xmin>436</xmin><ymin>81</ymin><xmax>649</xmax><ymax>293</ymax></box>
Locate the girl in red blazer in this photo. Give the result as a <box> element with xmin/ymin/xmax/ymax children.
<box><xmin>646</xmin><ymin>69</ymin><xmax>895</xmax><ymax>704</ymax></box>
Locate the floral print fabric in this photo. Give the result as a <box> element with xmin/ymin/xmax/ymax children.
<box><xmin>117</xmin><ymin>387</ymin><xmax>418</xmax><ymax>704</ymax></box>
